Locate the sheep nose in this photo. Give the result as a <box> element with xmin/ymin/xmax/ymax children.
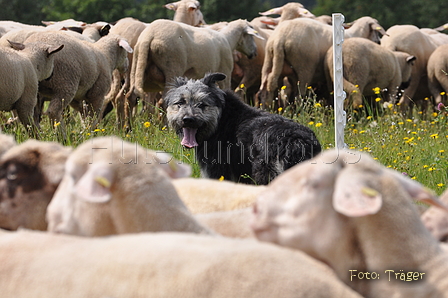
<box><xmin>182</xmin><ymin>116</ymin><xmax>196</xmax><ymax>126</ymax></box>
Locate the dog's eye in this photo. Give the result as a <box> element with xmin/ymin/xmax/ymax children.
<box><xmin>175</xmin><ymin>99</ymin><xmax>186</xmax><ymax>107</ymax></box>
<box><xmin>196</xmin><ymin>103</ymin><xmax>207</xmax><ymax>109</ymax></box>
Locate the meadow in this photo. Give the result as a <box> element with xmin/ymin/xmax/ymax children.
<box><xmin>3</xmin><ymin>90</ymin><xmax>447</xmax><ymax>195</ymax></box>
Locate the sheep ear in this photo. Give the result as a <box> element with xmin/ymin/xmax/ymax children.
<box><xmin>47</xmin><ymin>45</ymin><xmax>64</xmax><ymax>56</ymax></box>
<box><xmin>201</xmin><ymin>73</ymin><xmax>226</xmax><ymax>87</ymax></box>
<box><xmin>8</xmin><ymin>40</ymin><xmax>25</xmax><ymax>51</ymax></box>
<box><xmin>406</xmin><ymin>55</ymin><xmax>416</xmax><ymax>63</ymax></box>
<box><xmin>259</xmin><ymin>7</ymin><xmax>283</xmax><ymax>16</ymax></box>
<box><xmin>155</xmin><ymin>152</ymin><xmax>192</xmax><ymax>179</ymax></box>
<box><xmin>246</xmin><ymin>26</ymin><xmax>265</xmax><ymax>40</ymax></box>
<box><xmin>100</xmin><ymin>24</ymin><xmax>111</xmax><ymax>36</ymax></box>
<box><xmin>164</xmin><ymin>2</ymin><xmax>178</xmax><ymax>11</ymax></box>
<box><xmin>387</xmin><ymin>169</ymin><xmax>448</xmax><ymax>212</ymax></box>
<box><xmin>333</xmin><ymin>167</ymin><xmax>383</xmax><ymax>217</ymax></box>
<box><xmin>118</xmin><ymin>39</ymin><xmax>133</xmax><ymax>53</ymax></box>
<box><xmin>371</xmin><ymin>23</ymin><xmax>387</xmax><ymax>36</ymax></box>
<box><xmin>75</xmin><ymin>163</ymin><xmax>113</xmax><ymax>203</ymax></box>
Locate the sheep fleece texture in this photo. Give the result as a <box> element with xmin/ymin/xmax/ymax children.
<box><xmin>164</xmin><ymin>73</ymin><xmax>322</xmax><ymax>185</ymax></box>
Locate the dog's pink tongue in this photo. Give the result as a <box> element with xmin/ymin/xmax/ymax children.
<box><xmin>181</xmin><ymin>127</ymin><xmax>198</xmax><ymax>148</ymax></box>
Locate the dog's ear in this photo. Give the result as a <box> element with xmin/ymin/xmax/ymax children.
<box><xmin>201</xmin><ymin>73</ymin><xmax>227</xmax><ymax>87</ymax></box>
<box><xmin>171</xmin><ymin>76</ymin><xmax>190</xmax><ymax>88</ymax></box>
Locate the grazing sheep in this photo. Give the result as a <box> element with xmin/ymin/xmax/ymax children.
<box><xmin>257</xmin><ymin>16</ymin><xmax>387</xmax><ymax>108</ymax></box>
<box><xmin>232</xmin><ymin>22</ymin><xmax>272</xmax><ymax>105</ymax></box>
<box><xmin>103</xmin><ymin>17</ymin><xmax>148</xmax><ymax>128</ymax></box>
<box><xmin>381</xmin><ymin>25</ymin><xmax>448</xmax><ymax>113</ymax></box>
<box><xmin>125</xmin><ymin>18</ymin><xmax>261</xmax><ymax>125</ymax></box>
<box><xmin>252</xmin><ymin>149</ymin><xmax>448</xmax><ymax>297</ymax></box>
<box><xmin>46</xmin><ymin>136</ymin><xmax>212</xmax><ymax>237</ymax></box>
<box><xmin>422</xmin><ymin>188</ymin><xmax>448</xmax><ymax>242</ymax></box>
<box><xmin>0</xmin><ymin>140</ymin><xmax>70</xmax><ymax>231</ymax></box>
<box><xmin>325</xmin><ymin>37</ymin><xmax>416</xmax><ymax>109</ymax></box>
<box><xmin>165</xmin><ymin>0</ymin><xmax>205</xmax><ymax>26</ymax></box>
<box><xmin>427</xmin><ymin>44</ymin><xmax>448</xmax><ymax>106</ymax></box>
<box><xmin>0</xmin><ymin>229</ymin><xmax>364</xmax><ymax>298</ymax></box>
<box><xmin>24</xmin><ymin>31</ymin><xmax>132</xmax><ymax>133</ymax></box>
<box><xmin>173</xmin><ymin>177</ymin><xmax>266</xmax><ymax>213</ymax></box>
<box><xmin>0</xmin><ymin>40</ymin><xmax>63</xmax><ymax>133</ymax></box>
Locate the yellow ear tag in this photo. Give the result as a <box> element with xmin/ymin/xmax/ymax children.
<box><xmin>95</xmin><ymin>176</ymin><xmax>111</xmax><ymax>188</ymax></box>
<box><xmin>362</xmin><ymin>187</ymin><xmax>379</xmax><ymax>197</ymax></box>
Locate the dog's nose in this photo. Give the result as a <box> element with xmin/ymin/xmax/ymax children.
<box><xmin>182</xmin><ymin>116</ymin><xmax>195</xmax><ymax>126</ymax></box>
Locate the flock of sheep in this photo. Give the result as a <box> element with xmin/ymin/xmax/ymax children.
<box><xmin>1</xmin><ymin>0</ymin><xmax>448</xmax><ymax>297</ymax></box>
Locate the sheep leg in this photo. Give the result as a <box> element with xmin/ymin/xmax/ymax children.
<box><xmin>15</xmin><ymin>95</ymin><xmax>39</xmax><ymax>138</ymax></box>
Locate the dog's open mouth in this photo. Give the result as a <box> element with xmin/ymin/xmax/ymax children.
<box><xmin>181</xmin><ymin>127</ymin><xmax>199</xmax><ymax>148</ymax></box>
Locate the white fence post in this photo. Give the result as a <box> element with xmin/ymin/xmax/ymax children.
<box><xmin>332</xmin><ymin>13</ymin><xmax>346</xmax><ymax>149</ymax></box>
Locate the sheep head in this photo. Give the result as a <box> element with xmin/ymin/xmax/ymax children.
<box><xmin>0</xmin><ymin>140</ymin><xmax>70</xmax><ymax>231</ymax></box>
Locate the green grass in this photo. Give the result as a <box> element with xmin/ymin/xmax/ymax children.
<box><xmin>2</xmin><ymin>92</ymin><xmax>447</xmax><ymax>195</ymax></box>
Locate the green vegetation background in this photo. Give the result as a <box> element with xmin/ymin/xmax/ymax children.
<box><xmin>0</xmin><ymin>0</ymin><xmax>446</xmax><ymax>30</ymax></box>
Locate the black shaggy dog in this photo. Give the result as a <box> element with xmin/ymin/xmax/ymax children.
<box><xmin>164</xmin><ymin>73</ymin><xmax>322</xmax><ymax>185</ymax></box>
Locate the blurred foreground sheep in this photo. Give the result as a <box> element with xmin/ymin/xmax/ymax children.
<box><xmin>252</xmin><ymin>149</ymin><xmax>448</xmax><ymax>297</ymax></box>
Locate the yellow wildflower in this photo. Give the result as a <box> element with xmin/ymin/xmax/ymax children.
<box><xmin>441</xmin><ymin>91</ymin><xmax>446</xmax><ymax>95</ymax></box>
<box><xmin>430</xmin><ymin>134</ymin><xmax>439</xmax><ymax>139</ymax></box>
<box><xmin>315</xmin><ymin>123</ymin><xmax>322</xmax><ymax>127</ymax></box>
<box><xmin>373</xmin><ymin>87</ymin><xmax>381</xmax><ymax>94</ymax></box>
<box><xmin>281</xmin><ymin>85</ymin><xmax>287</xmax><ymax>90</ymax></box>
<box><xmin>438</xmin><ymin>183</ymin><xmax>445</xmax><ymax>187</ymax></box>
<box><xmin>53</xmin><ymin>122</ymin><xmax>61</xmax><ymax>128</ymax></box>
<box><xmin>375</xmin><ymin>97</ymin><xmax>381</xmax><ymax>102</ymax></box>
<box><xmin>219</xmin><ymin>176</ymin><xmax>224</xmax><ymax>181</ymax></box>
<box><xmin>308</xmin><ymin>121</ymin><xmax>314</xmax><ymax>125</ymax></box>
<box><xmin>314</xmin><ymin>103</ymin><xmax>322</xmax><ymax>108</ymax></box>
<box><xmin>240</xmin><ymin>83</ymin><xmax>245</xmax><ymax>89</ymax></box>
<box><xmin>278</xmin><ymin>107</ymin><xmax>283</xmax><ymax>113</ymax></box>
<box><xmin>144</xmin><ymin>121</ymin><xmax>151</xmax><ymax>128</ymax></box>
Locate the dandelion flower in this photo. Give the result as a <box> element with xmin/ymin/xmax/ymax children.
<box><xmin>278</xmin><ymin>107</ymin><xmax>283</xmax><ymax>113</ymax></box>
<box><xmin>430</xmin><ymin>133</ymin><xmax>439</xmax><ymax>139</ymax></box>
<box><xmin>373</xmin><ymin>87</ymin><xmax>381</xmax><ymax>94</ymax></box>
<box><xmin>315</xmin><ymin>123</ymin><xmax>322</xmax><ymax>127</ymax></box>
<box><xmin>219</xmin><ymin>176</ymin><xmax>224</xmax><ymax>181</ymax></box>
<box><xmin>281</xmin><ymin>85</ymin><xmax>287</xmax><ymax>90</ymax></box>
<box><xmin>53</xmin><ymin>122</ymin><xmax>61</xmax><ymax>128</ymax></box>
<box><xmin>314</xmin><ymin>103</ymin><xmax>321</xmax><ymax>108</ymax></box>
<box><xmin>144</xmin><ymin>121</ymin><xmax>151</xmax><ymax>128</ymax></box>
<box><xmin>438</xmin><ymin>183</ymin><xmax>445</xmax><ymax>187</ymax></box>
<box><xmin>240</xmin><ymin>83</ymin><xmax>245</xmax><ymax>89</ymax></box>
<box><xmin>308</xmin><ymin>121</ymin><xmax>314</xmax><ymax>125</ymax></box>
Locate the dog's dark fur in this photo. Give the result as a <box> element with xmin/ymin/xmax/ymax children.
<box><xmin>164</xmin><ymin>73</ymin><xmax>322</xmax><ymax>185</ymax></box>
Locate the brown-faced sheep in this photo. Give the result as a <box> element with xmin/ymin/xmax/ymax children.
<box><xmin>252</xmin><ymin>149</ymin><xmax>448</xmax><ymax>297</ymax></box>
<box><xmin>24</xmin><ymin>31</ymin><xmax>132</xmax><ymax>134</ymax></box>
<box><xmin>0</xmin><ymin>140</ymin><xmax>70</xmax><ymax>231</ymax></box>
<box><xmin>257</xmin><ymin>16</ymin><xmax>387</xmax><ymax>108</ymax></box>
<box><xmin>427</xmin><ymin>44</ymin><xmax>448</xmax><ymax>106</ymax></box>
<box><xmin>0</xmin><ymin>229</ymin><xmax>363</xmax><ymax>298</ymax></box>
<box><xmin>46</xmin><ymin>136</ymin><xmax>212</xmax><ymax>237</ymax></box>
<box><xmin>325</xmin><ymin>37</ymin><xmax>416</xmax><ymax>109</ymax></box>
<box><xmin>0</xmin><ymin>40</ymin><xmax>63</xmax><ymax>133</ymax></box>
<box><xmin>381</xmin><ymin>25</ymin><xmax>448</xmax><ymax>113</ymax></box>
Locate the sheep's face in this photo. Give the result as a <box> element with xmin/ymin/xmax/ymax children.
<box><xmin>164</xmin><ymin>74</ymin><xmax>226</xmax><ymax>148</ymax></box>
<box><xmin>0</xmin><ymin>142</ymin><xmax>68</xmax><ymax>231</ymax></box>
<box><xmin>251</xmin><ymin>151</ymin><xmax>353</xmax><ymax>263</ymax></box>
<box><xmin>236</xmin><ymin>22</ymin><xmax>259</xmax><ymax>59</ymax></box>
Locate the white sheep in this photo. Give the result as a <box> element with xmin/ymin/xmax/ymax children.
<box><xmin>24</xmin><ymin>31</ymin><xmax>133</xmax><ymax>133</ymax></box>
<box><xmin>422</xmin><ymin>188</ymin><xmax>448</xmax><ymax>242</ymax></box>
<box><xmin>0</xmin><ymin>140</ymin><xmax>70</xmax><ymax>231</ymax></box>
<box><xmin>0</xmin><ymin>229</ymin><xmax>364</xmax><ymax>298</ymax></box>
<box><xmin>126</xmin><ymin>18</ymin><xmax>261</xmax><ymax>123</ymax></box>
<box><xmin>257</xmin><ymin>16</ymin><xmax>387</xmax><ymax>108</ymax></box>
<box><xmin>46</xmin><ymin>136</ymin><xmax>212</xmax><ymax>236</ymax></box>
<box><xmin>165</xmin><ymin>0</ymin><xmax>205</xmax><ymax>26</ymax></box>
<box><xmin>427</xmin><ymin>44</ymin><xmax>448</xmax><ymax>106</ymax></box>
<box><xmin>196</xmin><ymin>207</ymin><xmax>255</xmax><ymax>238</ymax></box>
<box><xmin>252</xmin><ymin>149</ymin><xmax>448</xmax><ymax>297</ymax></box>
<box><xmin>102</xmin><ymin>17</ymin><xmax>148</xmax><ymax>128</ymax></box>
<box><xmin>380</xmin><ymin>25</ymin><xmax>448</xmax><ymax>113</ymax></box>
<box><xmin>172</xmin><ymin>177</ymin><xmax>266</xmax><ymax>213</ymax></box>
<box><xmin>0</xmin><ymin>40</ymin><xmax>63</xmax><ymax>133</ymax></box>
<box><xmin>325</xmin><ymin>37</ymin><xmax>416</xmax><ymax>109</ymax></box>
